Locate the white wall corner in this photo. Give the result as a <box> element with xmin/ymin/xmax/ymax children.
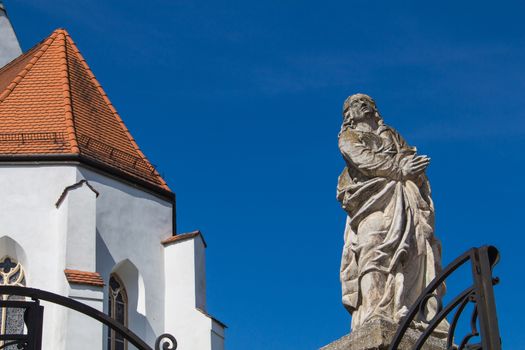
<box><xmin>163</xmin><ymin>237</ymin><xmax>197</xmax><ymax>313</ymax></box>
<box><xmin>67</xmin><ymin>282</ymin><xmax>104</xmax><ymax>301</ymax></box>
<box><xmin>163</xmin><ymin>232</ymin><xmax>225</xmax><ymax>350</ymax></box>
<box><xmin>64</xmin><ymin>283</ymin><xmax>104</xmax><ymax>350</ymax></box>
<box><xmin>162</xmin><ymin>232</ymin><xmax>208</xmax><ymax>311</ymax></box>
<box><xmin>211</xmin><ymin>318</ymin><xmax>226</xmax><ymax>350</ymax></box>
<box><xmin>197</xmin><ymin>308</ymin><xmax>226</xmax><ymax>350</ymax></box>
<box><xmin>56</xmin><ymin>180</ymin><xmax>99</xmax><ymax>272</ymax></box>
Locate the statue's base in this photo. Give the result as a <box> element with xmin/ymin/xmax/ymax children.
<box><xmin>320</xmin><ymin>319</ymin><xmax>447</xmax><ymax>350</ymax></box>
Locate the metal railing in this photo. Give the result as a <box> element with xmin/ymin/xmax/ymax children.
<box><xmin>0</xmin><ymin>132</ymin><xmax>161</xmax><ymax>184</ymax></box>
<box><xmin>0</xmin><ymin>286</ymin><xmax>176</xmax><ymax>350</ymax></box>
<box><xmin>78</xmin><ymin>134</ymin><xmax>160</xmax><ymax>179</ymax></box>
<box><xmin>0</xmin><ymin>132</ymin><xmax>66</xmax><ymax>144</ymax></box>
<box><xmin>389</xmin><ymin>245</ymin><xmax>501</xmax><ymax>350</ymax></box>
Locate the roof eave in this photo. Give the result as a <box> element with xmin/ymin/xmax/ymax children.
<box><xmin>0</xmin><ymin>153</ymin><xmax>175</xmax><ymax>201</ymax></box>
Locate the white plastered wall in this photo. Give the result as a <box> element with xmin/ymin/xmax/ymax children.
<box><xmin>57</xmin><ymin>180</ymin><xmax>104</xmax><ymax>350</ymax></box>
<box><xmin>0</xmin><ymin>163</ymin><xmax>224</xmax><ymax>350</ymax></box>
<box><xmin>78</xmin><ymin>166</ymin><xmax>173</xmax><ymax>347</ymax></box>
<box><xmin>0</xmin><ymin>164</ymin><xmax>77</xmax><ymax>349</ymax></box>
<box><xmin>164</xmin><ymin>235</ymin><xmax>225</xmax><ymax>350</ymax></box>
<box><xmin>60</xmin><ymin>180</ymin><xmax>98</xmax><ymax>272</ymax></box>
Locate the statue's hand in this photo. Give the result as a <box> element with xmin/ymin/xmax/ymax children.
<box><xmin>401</xmin><ymin>155</ymin><xmax>430</xmax><ymax>179</ymax></box>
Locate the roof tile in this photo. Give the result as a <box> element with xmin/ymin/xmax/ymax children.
<box><xmin>0</xmin><ymin>29</ymin><xmax>170</xmax><ymax>192</ymax></box>
<box><xmin>64</xmin><ymin>269</ymin><xmax>104</xmax><ymax>287</ymax></box>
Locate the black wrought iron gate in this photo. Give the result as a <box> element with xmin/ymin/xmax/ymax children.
<box><xmin>389</xmin><ymin>245</ymin><xmax>502</xmax><ymax>350</ymax></box>
<box><xmin>0</xmin><ymin>286</ymin><xmax>176</xmax><ymax>350</ymax></box>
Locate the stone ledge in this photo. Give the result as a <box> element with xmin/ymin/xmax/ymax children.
<box><xmin>320</xmin><ymin>319</ymin><xmax>447</xmax><ymax>350</ymax></box>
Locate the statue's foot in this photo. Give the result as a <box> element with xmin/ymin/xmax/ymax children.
<box><xmin>394</xmin><ymin>306</ymin><xmax>409</xmax><ymax>322</ymax></box>
<box><xmin>410</xmin><ymin>319</ymin><xmax>449</xmax><ymax>339</ymax></box>
<box><xmin>362</xmin><ymin>314</ymin><xmax>395</xmax><ymax>327</ymax></box>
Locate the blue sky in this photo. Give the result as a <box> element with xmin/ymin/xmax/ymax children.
<box><xmin>9</xmin><ymin>0</ymin><xmax>525</xmax><ymax>348</ymax></box>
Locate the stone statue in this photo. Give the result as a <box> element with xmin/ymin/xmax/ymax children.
<box><xmin>336</xmin><ymin>94</ymin><xmax>447</xmax><ymax>334</ymax></box>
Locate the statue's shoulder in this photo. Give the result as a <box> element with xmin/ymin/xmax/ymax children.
<box><xmin>378</xmin><ymin>124</ymin><xmax>405</xmax><ymax>141</ymax></box>
<box><xmin>378</xmin><ymin>124</ymin><xmax>414</xmax><ymax>151</ymax></box>
<box><xmin>377</xmin><ymin>124</ymin><xmax>400</xmax><ymax>136</ymax></box>
<box><xmin>339</xmin><ymin>127</ymin><xmax>366</xmax><ymax>143</ymax></box>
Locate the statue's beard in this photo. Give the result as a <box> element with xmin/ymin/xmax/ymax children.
<box><xmin>351</xmin><ymin>109</ymin><xmax>374</xmax><ymax>123</ymax></box>
<box><xmin>342</xmin><ymin>109</ymin><xmax>379</xmax><ymax>131</ymax></box>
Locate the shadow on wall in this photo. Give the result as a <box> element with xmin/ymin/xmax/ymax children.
<box><xmin>97</xmin><ymin>231</ymin><xmax>155</xmax><ymax>346</ymax></box>
<box><xmin>112</xmin><ymin>259</ymin><xmax>147</xmax><ymax>334</ymax></box>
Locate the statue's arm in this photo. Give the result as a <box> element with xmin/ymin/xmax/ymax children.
<box><xmin>338</xmin><ymin>129</ymin><xmax>404</xmax><ymax>180</ymax></box>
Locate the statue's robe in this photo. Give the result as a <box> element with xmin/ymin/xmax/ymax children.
<box><xmin>337</xmin><ymin>124</ymin><xmax>446</xmax><ymax>331</ymax></box>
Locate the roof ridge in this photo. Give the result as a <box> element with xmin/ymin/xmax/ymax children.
<box><xmin>0</xmin><ymin>30</ymin><xmax>60</xmax><ymax>104</ymax></box>
<box><xmin>56</xmin><ymin>29</ymin><xmax>79</xmax><ymax>154</ymax></box>
<box><xmin>63</xmin><ymin>32</ymin><xmax>170</xmax><ymax>190</ymax></box>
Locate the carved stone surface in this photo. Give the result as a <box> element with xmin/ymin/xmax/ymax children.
<box><xmin>336</xmin><ymin>94</ymin><xmax>448</xmax><ymax>334</ymax></box>
<box><xmin>320</xmin><ymin>319</ymin><xmax>446</xmax><ymax>350</ymax></box>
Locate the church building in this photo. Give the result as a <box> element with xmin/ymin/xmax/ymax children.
<box><xmin>0</xmin><ymin>4</ymin><xmax>225</xmax><ymax>350</ymax></box>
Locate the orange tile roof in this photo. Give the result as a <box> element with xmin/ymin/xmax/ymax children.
<box><xmin>64</xmin><ymin>269</ymin><xmax>105</xmax><ymax>287</ymax></box>
<box><xmin>0</xmin><ymin>29</ymin><xmax>170</xmax><ymax>193</ymax></box>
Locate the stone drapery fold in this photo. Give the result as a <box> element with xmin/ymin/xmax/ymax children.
<box><xmin>337</xmin><ymin>125</ymin><xmax>445</xmax><ymax>331</ymax></box>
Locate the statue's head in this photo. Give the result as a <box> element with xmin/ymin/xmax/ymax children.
<box><xmin>342</xmin><ymin>93</ymin><xmax>383</xmax><ymax>128</ymax></box>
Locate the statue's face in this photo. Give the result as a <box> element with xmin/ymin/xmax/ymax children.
<box><xmin>348</xmin><ymin>96</ymin><xmax>375</xmax><ymax>123</ymax></box>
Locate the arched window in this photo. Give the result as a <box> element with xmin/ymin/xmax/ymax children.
<box><xmin>0</xmin><ymin>256</ymin><xmax>26</xmax><ymax>348</ymax></box>
<box><xmin>107</xmin><ymin>274</ymin><xmax>127</xmax><ymax>350</ymax></box>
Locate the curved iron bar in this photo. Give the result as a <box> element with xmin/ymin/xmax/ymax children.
<box><xmin>484</xmin><ymin>246</ymin><xmax>499</xmax><ymax>267</ymax></box>
<box><xmin>389</xmin><ymin>246</ymin><xmax>500</xmax><ymax>350</ymax></box>
<box><xmin>413</xmin><ymin>286</ymin><xmax>475</xmax><ymax>350</ymax></box>
<box><xmin>0</xmin><ymin>340</ymin><xmax>27</xmax><ymax>349</ymax></box>
<box><xmin>457</xmin><ymin>306</ymin><xmax>480</xmax><ymax>350</ymax></box>
<box><xmin>0</xmin><ymin>286</ymin><xmax>175</xmax><ymax>350</ymax></box>
<box><xmin>155</xmin><ymin>333</ymin><xmax>178</xmax><ymax>350</ymax></box>
<box><xmin>447</xmin><ymin>291</ymin><xmax>474</xmax><ymax>348</ymax></box>
<box><xmin>417</xmin><ymin>293</ymin><xmax>443</xmax><ymax>323</ymax></box>
<box><xmin>0</xmin><ymin>336</ymin><xmax>27</xmax><ymax>341</ymax></box>
<box><xmin>388</xmin><ymin>249</ymin><xmax>474</xmax><ymax>350</ymax></box>
<box><xmin>469</xmin><ymin>305</ymin><xmax>479</xmax><ymax>338</ymax></box>
<box><xmin>458</xmin><ymin>334</ymin><xmax>478</xmax><ymax>350</ymax></box>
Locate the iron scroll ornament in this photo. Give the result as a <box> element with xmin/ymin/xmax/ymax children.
<box><xmin>0</xmin><ymin>285</ymin><xmax>177</xmax><ymax>350</ymax></box>
<box><xmin>388</xmin><ymin>245</ymin><xmax>501</xmax><ymax>350</ymax></box>
<box><xmin>155</xmin><ymin>334</ymin><xmax>178</xmax><ymax>350</ymax></box>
